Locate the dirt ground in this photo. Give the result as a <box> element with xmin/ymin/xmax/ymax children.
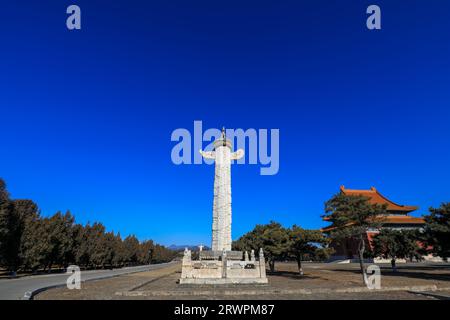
<box><xmin>35</xmin><ymin>262</ymin><xmax>450</xmax><ymax>300</ymax></box>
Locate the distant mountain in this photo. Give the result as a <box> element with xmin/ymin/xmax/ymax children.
<box><xmin>168</xmin><ymin>244</ymin><xmax>211</xmax><ymax>251</ymax></box>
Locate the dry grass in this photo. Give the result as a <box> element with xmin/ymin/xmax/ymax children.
<box><xmin>35</xmin><ymin>262</ymin><xmax>450</xmax><ymax>300</ymax></box>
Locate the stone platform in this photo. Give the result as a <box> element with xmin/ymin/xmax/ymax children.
<box><xmin>179</xmin><ymin>277</ymin><xmax>268</xmax><ymax>285</ymax></box>
<box><xmin>179</xmin><ymin>248</ymin><xmax>268</xmax><ymax>285</ymax></box>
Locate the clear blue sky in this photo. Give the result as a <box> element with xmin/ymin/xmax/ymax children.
<box><xmin>1</xmin><ymin>1</ymin><xmax>449</xmax><ymax>246</ymax></box>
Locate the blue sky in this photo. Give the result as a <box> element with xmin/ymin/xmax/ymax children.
<box><xmin>1</xmin><ymin>1</ymin><xmax>449</xmax><ymax>246</ymax></box>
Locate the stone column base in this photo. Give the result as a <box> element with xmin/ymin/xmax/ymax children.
<box><xmin>179</xmin><ymin>277</ymin><xmax>268</xmax><ymax>285</ymax></box>
<box><xmin>179</xmin><ymin>249</ymin><xmax>268</xmax><ymax>285</ymax></box>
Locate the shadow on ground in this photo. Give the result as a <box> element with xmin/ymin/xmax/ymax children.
<box><xmin>330</xmin><ymin>266</ymin><xmax>450</xmax><ymax>282</ymax></box>
<box><xmin>266</xmin><ymin>270</ymin><xmax>320</xmax><ymax>280</ymax></box>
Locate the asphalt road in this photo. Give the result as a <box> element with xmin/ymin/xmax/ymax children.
<box><xmin>0</xmin><ymin>262</ymin><xmax>176</xmax><ymax>300</ymax></box>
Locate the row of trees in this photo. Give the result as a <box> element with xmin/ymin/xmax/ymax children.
<box><xmin>233</xmin><ymin>222</ymin><xmax>332</xmax><ymax>275</ymax></box>
<box><xmin>0</xmin><ymin>179</ymin><xmax>176</xmax><ymax>275</ymax></box>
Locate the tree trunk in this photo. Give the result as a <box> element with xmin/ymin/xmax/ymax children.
<box><xmin>391</xmin><ymin>258</ymin><xmax>397</xmax><ymax>272</ymax></box>
<box><xmin>269</xmin><ymin>259</ymin><xmax>275</xmax><ymax>272</ymax></box>
<box><xmin>297</xmin><ymin>255</ymin><xmax>304</xmax><ymax>276</ymax></box>
<box><xmin>358</xmin><ymin>235</ymin><xmax>368</xmax><ymax>286</ymax></box>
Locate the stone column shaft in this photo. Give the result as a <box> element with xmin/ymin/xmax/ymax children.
<box><xmin>200</xmin><ymin>128</ymin><xmax>243</xmax><ymax>253</ymax></box>
<box><xmin>212</xmin><ymin>144</ymin><xmax>232</xmax><ymax>251</ymax></box>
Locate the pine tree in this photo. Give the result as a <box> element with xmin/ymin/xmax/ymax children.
<box><xmin>0</xmin><ymin>179</ymin><xmax>12</xmax><ymax>270</ymax></box>
<box><xmin>233</xmin><ymin>221</ymin><xmax>290</xmax><ymax>272</ymax></box>
<box><xmin>138</xmin><ymin>240</ymin><xmax>154</xmax><ymax>265</ymax></box>
<box><xmin>423</xmin><ymin>203</ymin><xmax>450</xmax><ymax>260</ymax></box>
<box><xmin>372</xmin><ymin>229</ymin><xmax>421</xmax><ymax>272</ymax></box>
<box><xmin>289</xmin><ymin>226</ymin><xmax>327</xmax><ymax>275</ymax></box>
<box><xmin>44</xmin><ymin>211</ymin><xmax>75</xmax><ymax>271</ymax></box>
<box><xmin>112</xmin><ymin>232</ymin><xmax>126</xmax><ymax>267</ymax></box>
<box><xmin>16</xmin><ymin>200</ymin><xmax>49</xmax><ymax>272</ymax></box>
<box><xmin>2</xmin><ymin>200</ymin><xmax>36</xmax><ymax>274</ymax></box>
<box><xmin>74</xmin><ymin>223</ymin><xmax>92</xmax><ymax>268</ymax></box>
<box><xmin>102</xmin><ymin>231</ymin><xmax>117</xmax><ymax>268</ymax></box>
<box><xmin>89</xmin><ymin>222</ymin><xmax>108</xmax><ymax>267</ymax></box>
<box><xmin>123</xmin><ymin>235</ymin><xmax>140</xmax><ymax>266</ymax></box>
<box><xmin>323</xmin><ymin>193</ymin><xmax>387</xmax><ymax>285</ymax></box>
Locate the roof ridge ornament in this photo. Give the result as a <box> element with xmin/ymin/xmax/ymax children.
<box><xmin>222</xmin><ymin>126</ymin><xmax>226</xmax><ymax>146</ymax></box>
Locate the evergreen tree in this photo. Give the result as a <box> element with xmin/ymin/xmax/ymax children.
<box><xmin>112</xmin><ymin>232</ymin><xmax>126</xmax><ymax>267</ymax></box>
<box><xmin>423</xmin><ymin>203</ymin><xmax>450</xmax><ymax>260</ymax></box>
<box><xmin>74</xmin><ymin>223</ymin><xmax>92</xmax><ymax>268</ymax></box>
<box><xmin>138</xmin><ymin>240</ymin><xmax>154</xmax><ymax>265</ymax></box>
<box><xmin>0</xmin><ymin>180</ymin><xmax>19</xmax><ymax>274</ymax></box>
<box><xmin>88</xmin><ymin>222</ymin><xmax>108</xmax><ymax>267</ymax></box>
<box><xmin>44</xmin><ymin>211</ymin><xmax>75</xmax><ymax>270</ymax></box>
<box><xmin>289</xmin><ymin>226</ymin><xmax>327</xmax><ymax>275</ymax></box>
<box><xmin>261</xmin><ymin>222</ymin><xmax>290</xmax><ymax>272</ymax></box>
<box><xmin>152</xmin><ymin>243</ymin><xmax>176</xmax><ymax>263</ymax></box>
<box><xmin>0</xmin><ymin>198</ymin><xmax>30</xmax><ymax>274</ymax></box>
<box><xmin>0</xmin><ymin>179</ymin><xmax>10</xmax><ymax>259</ymax></box>
<box><xmin>312</xmin><ymin>247</ymin><xmax>334</xmax><ymax>262</ymax></box>
<box><xmin>123</xmin><ymin>235</ymin><xmax>140</xmax><ymax>266</ymax></box>
<box><xmin>16</xmin><ymin>200</ymin><xmax>49</xmax><ymax>272</ymax></box>
<box><xmin>233</xmin><ymin>221</ymin><xmax>290</xmax><ymax>272</ymax></box>
<box><xmin>102</xmin><ymin>231</ymin><xmax>118</xmax><ymax>268</ymax></box>
<box><xmin>323</xmin><ymin>193</ymin><xmax>387</xmax><ymax>285</ymax></box>
<box><xmin>372</xmin><ymin>229</ymin><xmax>421</xmax><ymax>272</ymax></box>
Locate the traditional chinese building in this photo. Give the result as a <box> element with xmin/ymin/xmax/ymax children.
<box><xmin>322</xmin><ymin>186</ymin><xmax>425</xmax><ymax>261</ymax></box>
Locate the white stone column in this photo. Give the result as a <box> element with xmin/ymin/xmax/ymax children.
<box><xmin>213</xmin><ymin>142</ymin><xmax>232</xmax><ymax>251</ymax></box>
<box><xmin>200</xmin><ymin>128</ymin><xmax>244</xmax><ymax>252</ymax></box>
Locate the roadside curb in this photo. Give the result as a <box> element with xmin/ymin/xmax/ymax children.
<box><xmin>23</xmin><ymin>262</ymin><xmax>177</xmax><ymax>300</ymax></box>
<box><xmin>116</xmin><ymin>285</ymin><xmax>450</xmax><ymax>297</ymax></box>
<box><xmin>408</xmin><ymin>289</ymin><xmax>450</xmax><ymax>300</ymax></box>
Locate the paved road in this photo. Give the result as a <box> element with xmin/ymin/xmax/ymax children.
<box><xmin>0</xmin><ymin>262</ymin><xmax>176</xmax><ymax>300</ymax></box>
